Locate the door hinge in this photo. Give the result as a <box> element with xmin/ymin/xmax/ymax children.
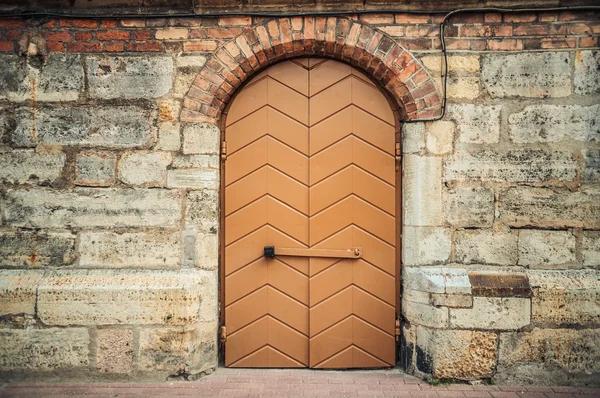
<box><xmin>395</xmin><ymin>318</ymin><xmax>401</xmax><ymax>342</ymax></box>
<box><xmin>220</xmin><ymin>325</ymin><xmax>227</xmax><ymax>344</ymax></box>
<box><xmin>395</xmin><ymin>142</ymin><xmax>401</xmax><ymax>172</ymax></box>
<box><xmin>221</xmin><ymin>141</ymin><xmax>227</xmax><ymax>161</ymax></box>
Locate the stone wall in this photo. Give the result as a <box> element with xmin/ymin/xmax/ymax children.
<box><xmin>0</xmin><ymin>8</ymin><xmax>599</xmax><ymax>384</ymax></box>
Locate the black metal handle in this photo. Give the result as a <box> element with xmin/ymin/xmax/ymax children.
<box><xmin>263</xmin><ymin>246</ymin><xmax>275</xmax><ymax>258</ymax></box>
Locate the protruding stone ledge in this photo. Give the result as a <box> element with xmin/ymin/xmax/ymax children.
<box><xmin>469</xmin><ymin>272</ymin><xmax>531</xmax><ymax>298</ymax></box>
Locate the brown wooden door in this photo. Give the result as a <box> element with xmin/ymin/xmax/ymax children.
<box><xmin>224</xmin><ymin>58</ymin><xmax>397</xmax><ymax>369</ymax></box>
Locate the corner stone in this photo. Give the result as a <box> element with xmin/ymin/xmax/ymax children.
<box><xmin>449</xmin><ymin>297</ymin><xmax>531</xmax><ymax>330</ymax></box>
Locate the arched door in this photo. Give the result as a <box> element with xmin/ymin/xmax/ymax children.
<box><xmin>222</xmin><ymin>58</ymin><xmax>398</xmax><ymax>369</ymax></box>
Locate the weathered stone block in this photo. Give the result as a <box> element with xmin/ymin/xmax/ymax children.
<box><xmin>0</xmin><ymin>54</ymin><xmax>30</xmax><ymax>101</ymax></box>
<box><xmin>583</xmin><ymin>231</ymin><xmax>600</xmax><ymax>267</ymax></box>
<box><xmin>78</xmin><ymin>231</ymin><xmax>180</xmax><ymax>268</ymax></box>
<box><xmin>176</xmin><ymin>55</ymin><xmax>207</xmax><ymax>69</ymax></box>
<box><xmin>0</xmin><ymin>150</ymin><xmax>65</xmax><ymax>184</ymax></box>
<box><xmin>455</xmin><ymin>229</ymin><xmax>518</xmax><ymax>266</ymax></box>
<box><xmin>186</xmin><ymin>189</ymin><xmax>219</xmax><ymax>233</ymax></box>
<box><xmin>449</xmin><ymin>297</ymin><xmax>531</xmax><ymax>330</ymax></box>
<box><xmin>416</xmin><ymin>326</ymin><xmax>497</xmax><ymax>379</ymax></box>
<box><xmin>528</xmin><ymin>269</ymin><xmax>600</xmax><ymax>326</ymax></box>
<box><xmin>403</xmin><ymin>227</ymin><xmax>450</xmax><ymax>266</ymax></box>
<box><xmin>118</xmin><ymin>152</ymin><xmax>172</xmax><ymax>187</ymax></box>
<box><xmin>0</xmin><ymin>231</ymin><xmax>76</xmax><ymax>267</ymax></box>
<box><xmin>509</xmin><ymin>104</ymin><xmax>600</xmax><ymax>143</ymax></box>
<box><xmin>12</xmin><ymin>106</ymin><xmax>157</xmax><ymax>148</ymax></box>
<box><xmin>443</xmin><ymin>267</ymin><xmax>471</xmax><ymax>294</ymax></box>
<box><xmin>446</xmin><ymin>104</ymin><xmax>500</xmax><ymax>144</ymax></box>
<box><xmin>574</xmin><ymin>50</ymin><xmax>600</xmax><ymax>95</ymax></box>
<box><xmin>444</xmin><ymin>150</ymin><xmax>577</xmax><ymax>183</ymax></box>
<box><xmin>157</xmin><ymin>122</ymin><xmax>181</xmax><ymax>151</ymax></box>
<box><xmin>182</xmin><ymin>123</ymin><xmax>220</xmax><ymax>155</ymax></box>
<box><xmin>482</xmin><ymin>52</ymin><xmax>571</xmax><ymax>98</ymax></box>
<box><xmin>75</xmin><ymin>151</ymin><xmax>116</xmax><ymax>187</ymax></box>
<box><xmin>172</xmin><ymin>154</ymin><xmax>219</xmax><ymax>169</ymax></box>
<box><xmin>403</xmin><ymin>155</ymin><xmax>442</xmax><ymax>226</ymax></box>
<box><xmin>37</xmin><ymin>54</ymin><xmax>84</xmax><ymax>102</ymax></box>
<box><xmin>97</xmin><ymin>328</ymin><xmax>134</xmax><ymax>374</ymax></box>
<box><xmin>430</xmin><ymin>293</ymin><xmax>472</xmax><ymax>308</ymax></box>
<box><xmin>447</xmin><ymin>76</ymin><xmax>481</xmax><ymax>100</ymax></box>
<box><xmin>469</xmin><ymin>272</ymin><xmax>531</xmax><ymax>298</ymax></box>
<box><xmin>518</xmin><ymin>230</ymin><xmax>576</xmax><ymax>269</ymax></box>
<box><xmin>402</xmin><ymin>123</ymin><xmax>424</xmax><ymax>154</ymax></box>
<box><xmin>139</xmin><ymin>322</ymin><xmax>217</xmax><ymax>374</ymax></box>
<box><xmin>196</xmin><ymin>232</ymin><xmax>218</xmax><ymax>270</ymax></box>
<box><xmin>403</xmin><ymin>267</ymin><xmax>445</xmax><ymax>294</ymax></box>
<box><xmin>5</xmin><ymin>188</ymin><xmax>181</xmax><ymax>228</ymax></box>
<box><xmin>0</xmin><ymin>270</ymin><xmax>43</xmax><ymax>315</ymax></box>
<box><xmin>445</xmin><ymin>187</ymin><xmax>494</xmax><ymax>228</ymax></box>
<box><xmin>173</xmin><ymin>71</ymin><xmax>196</xmax><ymax>99</ymax></box>
<box><xmin>498</xmin><ymin>187</ymin><xmax>600</xmax><ymax>229</ymax></box>
<box><xmin>403</xmin><ymin>299</ymin><xmax>448</xmax><ymax>328</ymax></box>
<box><xmin>167</xmin><ymin>169</ymin><xmax>219</xmax><ymax>189</ymax></box>
<box><xmin>37</xmin><ymin>269</ymin><xmax>203</xmax><ymax>326</ymax></box>
<box><xmin>0</xmin><ymin>328</ymin><xmax>89</xmax><ymax>371</ymax></box>
<box><xmin>583</xmin><ymin>150</ymin><xmax>600</xmax><ymax>184</ymax></box>
<box><xmin>421</xmin><ymin>54</ymin><xmax>480</xmax><ymax>73</ymax></box>
<box><xmin>87</xmin><ymin>56</ymin><xmax>173</xmax><ymax>99</ymax></box>
<box><xmin>159</xmin><ymin>99</ymin><xmax>181</xmax><ymax>121</ymax></box>
<box><xmin>425</xmin><ymin>120</ymin><xmax>454</xmax><ymax>155</ymax></box>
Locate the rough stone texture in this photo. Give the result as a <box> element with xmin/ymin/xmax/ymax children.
<box><xmin>36</xmin><ymin>54</ymin><xmax>84</xmax><ymax>102</ymax></box>
<box><xmin>0</xmin><ymin>55</ymin><xmax>30</xmax><ymax>101</ymax></box>
<box><xmin>172</xmin><ymin>154</ymin><xmax>219</xmax><ymax>169</ymax></box>
<box><xmin>97</xmin><ymin>329</ymin><xmax>134</xmax><ymax>374</ymax></box>
<box><xmin>403</xmin><ymin>155</ymin><xmax>442</xmax><ymax>226</ymax></box>
<box><xmin>430</xmin><ymin>293</ymin><xmax>473</xmax><ymax>308</ymax></box>
<box><xmin>518</xmin><ymin>230</ymin><xmax>576</xmax><ymax>269</ymax></box>
<box><xmin>528</xmin><ymin>269</ymin><xmax>600</xmax><ymax>327</ymax></box>
<box><xmin>446</xmin><ymin>104</ymin><xmax>501</xmax><ymax>144</ymax></box>
<box><xmin>157</xmin><ymin>122</ymin><xmax>181</xmax><ymax>151</ymax></box>
<box><xmin>182</xmin><ymin>123</ymin><xmax>220</xmax><ymax>155</ymax></box>
<box><xmin>450</xmin><ymin>297</ymin><xmax>531</xmax><ymax>330</ymax></box>
<box><xmin>139</xmin><ymin>322</ymin><xmax>217</xmax><ymax>374</ymax></box>
<box><xmin>0</xmin><ymin>328</ymin><xmax>89</xmax><ymax>371</ymax></box>
<box><xmin>425</xmin><ymin>121</ymin><xmax>454</xmax><ymax>155</ymax></box>
<box><xmin>447</xmin><ymin>76</ymin><xmax>481</xmax><ymax>100</ymax></box>
<box><xmin>87</xmin><ymin>56</ymin><xmax>173</xmax><ymax>99</ymax></box>
<box><xmin>509</xmin><ymin>104</ymin><xmax>600</xmax><ymax>143</ymax></box>
<box><xmin>403</xmin><ymin>227</ymin><xmax>451</xmax><ymax>266</ymax></box>
<box><xmin>403</xmin><ymin>267</ymin><xmax>471</xmax><ymax>295</ymax></box>
<box><xmin>0</xmin><ymin>150</ymin><xmax>65</xmax><ymax>184</ymax></box>
<box><xmin>482</xmin><ymin>52</ymin><xmax>571</xmax><ymax>98</ymax></box>
<box><xmin>583</xmin><ymin>150</ymin><xmax>600</xmax><ymax>184</ymax></box>
<box><xmin>498</xmin><ymin>187</ymin><xmax>600</xmax><ymax>229</ymax></box>
<box><xmin>0</xmin><ymin>231</ymin><xmax>76</xmax><ymax>267</ymax></box>
<box><xmin>75</xmin><ymin>151</ymin><xmax>116</xmax><ymax>187</ymax></box>
<box><xmin>5</xmin><ymin>188</ymin><xmax>181</xmax><ymax>228</ymax></box>
<box><xmin>455</xmin><ymin>229</ymin><xmax>518</xmax><ymax>266</ymax></box>
<box><xmin>118</xmin><ymin>151</ymin><xmax>172</xmax><ymax>187</ymax></box>
<box><xmin>159</xmin><ymin>99</ymin><xmax>181</xmax><ymax>121</ymax></box>
<box><xmin>497</xmin><ymin>328</ymin><xmax>600</xmax><ymax>386</ymax></box>
<box><xmin>402</xmin><ymin>123</ymin><xmax>424</xmax><ymax>154</ymax></box>
<box><xmin>78</xmin><ymin>231</ymin><xmax>180</xmax><ymax>268</ymax></box>
<box><xmin>420</xmin><ymin>54</ymin><xmax>480</xmax><ymax>73</ymax></box>
<box><xmin>37</xmin><ymin>270</ymin><xmax>203</xmax><ymax>326</ymax></box>
<box><xmin>167</xmin><ymin>169</ymin><xmax>219</xmax><ymax>189</ymax></box>
<box><xmin>196</xmin><ymin>232</ymin><xmax>218</xmax><ymax>270</ymax></box>
<box><xmin>176</xmin><ymin>55</ymin><xmax>207</xmax><ymax>68</ymax></box>
<box><xmin>402</xmin><ymin>299</ymin><xmax>448</xmax><ymax>328</ymax></box>
<box><xmin>186</xmin><ymin>189</ymin><xmax>219</xmax><ymax>233</ymax></box>
<box><xmin>12</xmin><ymin>107</ymin><xmax>157</xmax><ymax>148</ymax></box>
<box><xmin>173</xmin><ymin>71</ymin><xmax>196</xmax><ymax>99</ymax></box>
<box><xmin>445</xmin><ymin>187</ymin><xmax>494</xmax><ymax>228</ymax></box>
<box><xmin>0</xmin><ymin>270</ymin><xmax>43</xmax><ymax>315</ymax></box>
<box><xmin>583</xmin><ymin>231</ymin><xmax>600</xmax><ymax>267</ymax></box>
<box><xmin>416</xmin><ymin>327</ymin><xmax>497</xmax><ymax>379</ymax></box>
<box><xmin>444</xmin><ymin>150</ymin><xmax>577</xmax><ymax>183</ymax></box>
<box><xmin>574</xmin><ymin>50</ymin><xmax>600</xmax><ymax>95</ymax></box>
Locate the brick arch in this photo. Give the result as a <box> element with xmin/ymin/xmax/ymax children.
<box><xmin>180</xmin><ymin>16</ymin><xmax>441</xmax><ymax>124</ymax></box>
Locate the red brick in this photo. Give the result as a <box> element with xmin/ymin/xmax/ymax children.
<box><xmin>46</xmin><ymin>41</ymin><xmax>65</xmax><ymax>52</ymax></box>
<box><xmin>267</xmin><ymin>20</ymin><xmax>280</xmax><ymax>38</ymax></box>
<box><xmin>74</xmin><ymin>31</ymin><xmax>93</xmax><ymax>41</ymax></box>
<box><xmin>549</xmin><ymin>24</ymin><xmax>569</xmax><ymax>35</ymax></box>
<box><xmin>97</xmin><ymin>31</ymin><xmax>131</xmax><ymax>41</ymax></box>
<box><xmin>579</xmin><ymin>36</ymin><xmax>599</xmax><ymax>47</ymax></box>
<box><xmin>513</xmin><ymin>24</ymin><xmax>549</xmax><ymax>36</ymax></box>
<box><xmin>121</xmin><ymin>19</ymin><xmax>145</xmax><ymax>28</ymax></box>
<box><xmin>504</xmin><ymin>13</ymin><xmax>537</xmax><ymax>23</ymax></box>
<box><xmin>539</xmin><ymin>12</ymin><xmax>558</xmax><ymax>22</ymax></box>
<box><xmin>67</xmin><ymin>41</ymin><xmax>102</xmax><ymax>52</ymax></box>
<box><xmin>291</xmin><ymin>16</ymin><xmax>303</xmax><ymax>31</ymax></box>
<box><xmin>494</xmin><ymin>25</ymin><xmax>513</xmax><ymax>37</ymax></box>
<box><xmin>104</xmin><ymin>42</ymin><xmax>125</xmax><ymax>52</ymax></box>
<box><xmin>541</xmin><ymin>37</ymin><xmax>576</xmax><ymax>49</ymax></box>
<box><xmin>0</xmin><ymin>41</ymin><xmax>14</xmax><ymax>51</ymax></box>
<box><xmin>219</xmin><ymin>16</ymin><xmax>251</xmax><ymax>27</ymax></box>
<box><xmin>460</xmin><ymin>25</ymin><xmax>493</xmax><ymax>37</ymax></box>
<box><xmin>147</xmin><ymin>18</ymin><xmax>167</xmax><ymax>28</ymax></box>
<box><xmin>445</xmin><ymin>38</ymin><xmax>469</xmax><ymax>50</ymax></box>
<box><xmin>60</xmin><ymin>19</ymin><xmax>98</xmax><ymax>29</ymax></box>
<box><xmin>4</xmin><ymin>30</ymin><xmax>22</xmax><ymax>41</ymax></box>
<box><xmin>167</xmin><ymin>17</ymin><xmax>205</xmax><ymax>27</ymax></box>
<box><xmin>570</xmin><ymin>23</ymin><xmax>592</xmax><ymax>35</ymax></box>
<box><xmin>406</xmin><ymin>25</ymin><xmax>438</xmax><ymax>37</ymax></box>
<box><xmin>470</xmin><ymin>39</ymin><xmax>487</xmax><ymax>50</ymax></box>
<box><xmin>395</xmin><ymin>13</ymin><xmax>430</xmax><ymax>24</ymax></box>
<box><xmin>100</xmin><ymin>19</ymin><xmax>118</xmax><ymax>29</ymax></box>
<box><xmin>183</xmin><ymin>40</ymin><xmax>218</xmax><ymax>52</ymax></box>
<box><xmin>359</xmin><ymin>14</ymin><xmax>394</xmax><ymax>24</ymax></box>
<box><xmin>126</xmin><ymin>41</ymin><xmax>163</xmax><ymax>51</ymax></box>
<box><xmin>135</xmin><ymin>30</ymin><xmax>153</xmax><ymax>41</ymax></box>
<box><xmin>42</xmin><ymin>19</ymin><xmax>57</xmax><ymax>29</ymax></box>
<box><xmin>558</xmin><ymin>11</ymin><xmax>597</xmax><ymax>21</ymax></box>
<box><xmin>452</xmin><ymin>14</ymin><xmax>484</xmax><ymax>24</ymax></box>
<box><xmin>488</xmin><ymin>38</ymin><xmax>523</xmax><ymax>51</ymax></box>
<box><xmin>523</xmin><ymin>38</ymin><xmax>542</xmax><ymax>50</ymax></box>
<box><xmin>485</xmin><ymin>12</ymin><xmax>502</xmax><ymax>23</ymax></box>
<box><xmin>43</xmin><ymin>31</ymin><xmax>71</xmax><ymax>42</ymax></box>
<box><xmin>0</xmin><ymin>19</ymin><xmax>26</xmax><ymax>28</ymax></box>
<box><xmin>206</xmin><ymin>27</ymin><xmax>242</xmax><ymax>39</ymax></box>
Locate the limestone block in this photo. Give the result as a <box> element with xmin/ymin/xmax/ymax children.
<box><xmin>449</xmin><ymin>297</ymin><xmax>531</xmax><ymax>330</ymax></box>
<box><xmin>445</xmin><ymin>187</ymin><xmax>494</xmax><ymax>228</ymax></box>
<box><xmin>196</xmin><ymin>232</ymin><xmax>219</xmax><ymax>270</ymax></box>
<box><xmin>172</xmin><ymin>154</ymin><xmax>219</xmax><ymax>169</ymax></box>
<box><xmin>420</xmin><ymin>54</ymin><xmax>480</xmax><ymax>73</ymax></box>
<box><xmin>0</xmin><ymin>55</ymin><xmax>29</xmax><ymax>101</ymax></box>
<box><xmin>583</xmin><ymin>150</ymin><xmax>600</xmax><ymax>183</ymax></box>
<box><xmin>442</xmin><ymin>267</ymin><xmax>471</xmax><ymax>294</ymax></box>
<box><xmin>186</xmin><ymin>189</ymin><xmax>219</xmax><ymax>233</ymax></box>
<box><xmin>403</xmin><ymin>155</ymin><xmax>443</xmax><ymax>226</ymax></box>
<box><xmin>12</xmin><ymin>106</ymin><xmax>157</xmax><ymax>148</ymax></box>
<box><xmin>528</xmin><ymin>269</ymin><xmax>600</xmax><ymax>326</ymax></box>
<box><xmin>416</xmin><ymin>326</ymin><xmax>497</xmax><ymax>379</ymax></box>
<box><xmin>78</xmin><ymin>231</ymin><xmax>180</xmax><ymax>268</ymax></box>
<box><xmin>403</xmin><ymin>289</ymin><xmax>430</xmax><ymax>305</ymax></box>
<box><xmin>0</xmin><ymin>328</ymin><xmax>89</xmax><ymax>371</ymax></box>
<box><xmin>574</xmin><ymin>50</ymin><xmax>600</xmax><ymax>95</ymax></box>
<box><xmin>446</xmin><ymin>104</ymin><xmax>500</xmax><ymax>144</ymax></box>
<box><xmin>430</xmin><ymin>293</ymin><xmax>472</xmax><ymax>308</ymax></box>
<box><xmin>498</xmin><ymin>187</ymin><xmax>600</xmax><ymax>229</ymax></box>
<box><xmin>509</xmin><ymin>104</ymin><xmax>600</xmax><ymax>143</ymax></box>
<box><xmin>455</xmin><ymin>229</ymin><xmax>518</xmax><ymax>266</ymax></box>
<box><xmin>402</xmin><ymin>123</ymin><xmax>425</xmax><ymax>154</ymax></box>
<box><xmin>37</xmin><ymin>54</ymin><xmax>84</xmax><ymax>102</ymax></box>
<box><xmin>198</xmin><ymin>270</ymin><xmax>218</xmax><ymax>322</ymax></box>
<box><xmin>157</xmin><ymin>122</ymin><xmax>181</xmax><ymax>151</ymax></box>
<box><xmin>176</xmin><ymin>55</ymin><xmax>207</xmax><ymax>68</ymax></box>
<box><xmin>0</xmin><ymin>231</ymin><xmax>76</xmax><ymax>267</ymax></box>
<box><xmin>0</xmin><ymin>270</ymin><xmax>43</xmax><ymax>315</ymax></box>
<box><xmin>119</xmin><ymin>152</ymin><xmax>172</xmax><ymax>187</ymax></box>
<box><xmin>447</xmin><ymin>76</ymin><xmax>481</xmax><ymax>100</ymax></box>
<box><xmin>0</xmin><ymin>150</ymin><xmax>65</xmax><ymax>184</ymax></box>
<box><xmin>75</xmin><ymin>151</ymin><xmax>116</xmax><ymax>187</ymax></box>
<box><xmin>37</xmin><ymin>269</ymin><xmax>203</xmax><ymax>326</ymax></box>
<box><xmin>583</xmin><ymin>231</ymin><xmax>600</xmax><ymax>267</ymax></box>
<box><xmin>482</xmin><ymin>52</ymin><xmax>571</xmax><ymax>98</ymax></box>
<box><xmin>159</xmin><ymin>99</ymin><xmax>181</xmax><ymax>121</ymax></box>
<box><xmin>444</xmin><ymin>149</ymin><xmax>577</xmax><ymax>183</ymax></box>
<box><xmin>402</xmin><ymin>300</ymin><xmax>448</xmax><ymax>328</ymax></box>
<box><xmin>173</xmin><ymin>71</ymin><xmax>196</xmax><ymax>99</ymax></box>
<box><xmin>403</xmin><ymin>267</ymin><xmax>445</xmax><ymax>294</ymax></box>
<box><xmin>518</xmin><ymin>230</ymin><xmax>576</xmax><ymax>269</ymax></box>
<box><xmin>139</xmin><ymin>322</ymin><xmax>217</xmax><ymax>374</ymax></box>
<box><xmin>97</xmin><ymin>328</ymin><xmax>133</xmax><ymax>374</ymax></box>
<box><xmin>5</xmin><ymin>188</ymin><xmax>181</xmax><ymax>228</ymax></box>
<box><xmin>402</xmin><ymin>227</ymin><xmax>450</xmax><ymax>266</ymax></box>
<box><xmin>167</xmin><ymin>169</ymin><xmax>219</xmax><ymax>189</ymax></box>
<box><xmin>182</xmin><ymin>123</ymin><xmax>220</xmax><ymax>155</ymax></box>
<box><xmin>425</xmin><ymin>121</ymin><xmax>454</xmax><ymax>155</ymax></box>
<box><xmin>87</xmin><ymin>56</ymin><xmax>173</xmax><ymax>99</ymax></box>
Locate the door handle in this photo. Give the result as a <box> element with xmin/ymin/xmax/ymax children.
<box><xmin>263</xmin><ymin>246</ymin><xmax>362</xmax><ymax>259</ymax></box>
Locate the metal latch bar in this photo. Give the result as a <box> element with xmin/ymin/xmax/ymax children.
<box><xmin>264</xmin><ymin>246</ymin><xmax>362</xmax><ymax>259</ymax></box>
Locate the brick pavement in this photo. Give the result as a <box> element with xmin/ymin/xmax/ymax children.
<box><xmin>1</xmin><ymin>368</ymin><xmax>599</xmax><ymax>398</ymax></box>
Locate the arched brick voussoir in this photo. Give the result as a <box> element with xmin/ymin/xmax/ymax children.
<box><xmin>180</xmin><ymin>16</ymin><xmax>442</xmax><ymax>124</ymax></box>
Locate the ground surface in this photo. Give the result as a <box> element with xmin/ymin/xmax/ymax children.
<box><xmin>1</xmin><ymin>368</ymin><xmax>599</xmax><ymax>397</ymax></box>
